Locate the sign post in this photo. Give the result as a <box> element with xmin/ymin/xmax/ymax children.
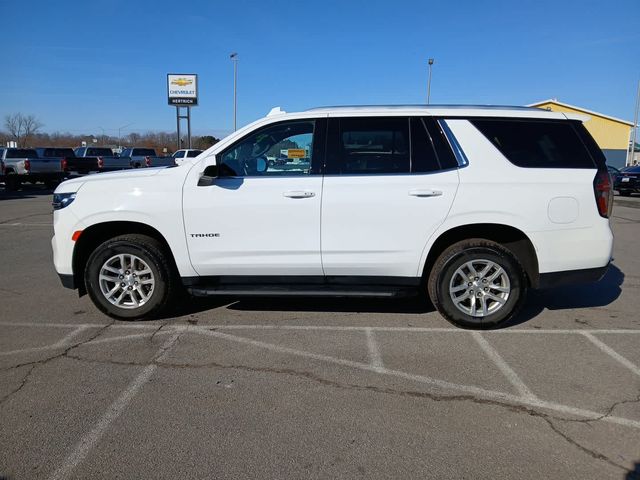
<box><xmin>167</xmin><ymin>74</ymin><xmax>198</xmax><ymax>150</ymax></box>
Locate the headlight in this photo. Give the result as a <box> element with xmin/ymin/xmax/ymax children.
<box><xmin>52</xmin><ymin>192</ymin><xmax>77</xmax><ymax>210</ymax></box>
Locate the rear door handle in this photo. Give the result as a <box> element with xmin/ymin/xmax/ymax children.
<box><xmin>408</xmin><ymin>189</ymin><xmax>443</xmax><ymax>197</ymax></box>
<box><xmin>283</xmin><ymin>190</ymin><xmax>316</xmax><ymax>199</ymax></box>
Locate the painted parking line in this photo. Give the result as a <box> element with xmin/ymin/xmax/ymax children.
<box><xmin>365</xmin><ymin>328</ymin><xmax>384</xmax><ymax>372</ymax></box>
<box><xmin>581</xmin><ymin>332</ymin><xmax>640</xmax><ymax>377</ymax></box>
<box><xmin>2</xmin><ymin>321</ymin><xmax>640</xmax><ymax>335</ymax></box>
<box><xmin>46</xmin><ymin>333</ymin><xmax>181</xmax><ymax>480</ymax></box>
<box><xmin>0</xmin><ymin>325</ymin><xmax>91</xmax><ymax>356</ymax></box>
<box><xmin>200</xmin><ymin>329</ymin><xmax>640</xmax><ymax>430</ymax></box>
<box><xmin>472</xmin><ymin>332</ymin><xmax>537</xmax><ymax>400</ymax></box>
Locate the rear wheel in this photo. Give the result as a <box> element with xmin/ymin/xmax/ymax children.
<box><xmin>428</xmin><ymin>239</ymin><xmax>527</xmax><ymax>329</ymax></box>
<box><xmin>84</xmin><ymin>234</ymin><xmax>177</xmax><ymax>320</ymax></box>
<box><xmin>5</xmin><ymin>174</ymin><xmax>20</xmax><ymax>191</ymax></box>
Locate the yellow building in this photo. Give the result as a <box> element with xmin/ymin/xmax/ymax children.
<box><xmin>528</xmin><ymin>99</ymin><xmax>633</xmax><ymax>168</ymax></box>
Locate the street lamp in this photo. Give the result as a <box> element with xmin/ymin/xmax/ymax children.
<box><xmin>230</xmin><ymin>52</ymin><xmax>238</xmax><ymax>131</ymax></box>
<box><xmin>118</xmin><ymin>123</ymin><xmax>134</xmax><ymax>151</ymax></box>
<box><xmin>427</xmin><ymin>58</ymin><xmax>434</xmax><ymax>105</ymax></box>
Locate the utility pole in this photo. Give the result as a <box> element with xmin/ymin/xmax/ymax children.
<box><xmin>630</xmin><ymin>80</ymin><xmax>640</xmax><ymax>166</ymax></box>
<box><xmin>427</xmin><ymin>58</ymin><xmax>434</xmax><ymax>105</ymax></box>
<box><xmin>230</xmin><ymin>52</ymin><xmax>238</xmax><ymax>131</ymax></box>
<box><xmin>118</xmin><ymin>123</ymin><xmax>134</xmax><ymax>151</ymax></box>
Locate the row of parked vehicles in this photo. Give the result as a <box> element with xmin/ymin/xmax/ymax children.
<box><xmin>0</xmin><ymin>147</ymin><xmax>203</xmax><ymax>190</ymax></box>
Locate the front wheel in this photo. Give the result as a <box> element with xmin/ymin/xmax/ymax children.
<box><xmin>428</xmin><ymin>239</ymin><xmax>527</xmax><ymax>329</ymax></box>
<box><xmin>84</xmin><ymin>234</ymin><xmax>177</xmax><ymax>320</ymax></box>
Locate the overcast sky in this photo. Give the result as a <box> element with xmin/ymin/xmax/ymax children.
<box><xmin>2</xmin><ymin>0</ymin><xmax>639</xmax><ymax>138</ymax></box>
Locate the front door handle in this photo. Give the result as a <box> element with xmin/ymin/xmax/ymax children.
<box><xmin>408</xmin><ymin>189</ymin><xmax>443</xmax><ymax>197</ymax></box>
<box><xmin>283</xmin><ymin>191</ymin><xmax>316</xmax><ymax>199</ymax></box>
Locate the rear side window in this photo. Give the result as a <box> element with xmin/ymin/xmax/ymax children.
<box><xmin>187</xmin><ymin>150</ymin><xmax>202</xmax><ymax>157</ymax></box>
<box><xmin>471</xmin><ymin>119</ymin><xmax>598</xmax><ymax>169</ymax></box>
<box><xmin>338</xmin><ymin>117</ymin><xmax>410</xmax><ymax>174</ymax></box>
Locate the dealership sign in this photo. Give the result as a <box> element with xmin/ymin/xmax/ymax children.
<box><xmin>167</xmin><ymin>74</ymin><xmax>198</xmax><ymax>106</ymax></box>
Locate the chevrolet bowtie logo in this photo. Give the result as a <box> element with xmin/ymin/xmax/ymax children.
<box><xmin>171</xmin><ymin>78</ymin><xmax>193</xmax><ymax>87</ymax></box>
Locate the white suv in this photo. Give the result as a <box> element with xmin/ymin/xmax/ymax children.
<box><xmin>52</xmin><ymin>105</ymin><xmax>614</xmax><ymax>328</ymax></box>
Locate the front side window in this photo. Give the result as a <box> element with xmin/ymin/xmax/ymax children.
<box><xmin>219</xmin><ymin>121</ymin><xmax>314</xmax><ymax>177</ymax></box>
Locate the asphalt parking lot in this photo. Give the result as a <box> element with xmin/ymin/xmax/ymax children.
<box><xmin>1</xmin><ymin>185</ymin><xmax>639</xmax><ymax>480</ymax></box>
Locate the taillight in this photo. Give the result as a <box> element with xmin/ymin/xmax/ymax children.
<box><xmin>593</xmin><ymin>170</ymin><xmax>613</xmax><ymax>218</ymax></box>
<box><xmin>61</xmin><ymin>158</ymin><xmax>68</xmax><ymax>171</ymax></box>
<box><xmin>145</xmin><ymin>156</ymin><xmax>152</xmax><ymax>167</ymax></box>
<box><xmin>97</xmin><ymin>156</ymin><xmax>104</xmax><ymax>168</ymax></box>
<box><xmin>24</xmin><ymin>159</ymin><xmax>31</xmax><ymax>171</ymax></box>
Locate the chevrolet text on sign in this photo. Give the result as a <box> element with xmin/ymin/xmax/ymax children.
<box><xmin>167</xmin><ymin>74</ymin><xmax>198</xmax><ymax>106</ymax></box>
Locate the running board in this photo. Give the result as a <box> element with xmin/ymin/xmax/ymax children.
<box><xmin>187</xmin><ymin>285</ymin><xmax>417</xmax><ymax>298</ymax></box>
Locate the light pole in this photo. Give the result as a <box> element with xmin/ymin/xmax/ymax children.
<box><xmin>97</xmin><ymin>127</ymin><xmax>106</xmax><ymax>146</ymax></box>
<box><xmin>630</xmin><ymin>80</ymin><xmax>640</xmax><ymax>166</ymax></box>
<box><xmin>230</xmin><ymin>52</ymin><xmax>238</xmax><ymax>131</ymax></box>
<box><xmin>118</xmin><ymin>123</ymin><xmax>134</xmax><ymax>151</ymax></box>
<box><xmin>427</xmin><ymin>58</ymin><xmax>434</xmax><ymax>105</ymax></box>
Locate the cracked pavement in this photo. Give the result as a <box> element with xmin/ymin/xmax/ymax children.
<box><xmin>1</xmin><ymin>187</ymin><xmax>639</xmax><ymax>479</ymax></box>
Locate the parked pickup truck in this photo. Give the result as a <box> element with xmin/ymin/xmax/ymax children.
<box><xmin>171</xmin><ymin>149</ymin><xmax>203</xmax><ymax>165</ymax></box>
<box><xmin>1</xmin><ymin>147</ymin><xmax>64</xmax><ymax>190</ymax></box>
<box><xmin>70</xmin><ymin>147</ymin><xmax>131</xmax><ymax>174</ymax></box>
<box><xmin>120</xmin><ymin>148</ymin><xmax>175</xmax><ymax>168</ymax></box>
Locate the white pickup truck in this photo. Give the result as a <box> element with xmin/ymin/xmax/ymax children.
<box><xmin>172</xmin><ymin>149</ymin><xmax>203</xmax><ymax>165</ymax></box>
<box><xmin>52</xmin><ymin>105</ymin><xmax>613</xmax><ymax>329</ymax></box>
<box><xmin>1</xmin><ymin>147</ymin><xmax>64</xmax><ymax>190</ymax></box>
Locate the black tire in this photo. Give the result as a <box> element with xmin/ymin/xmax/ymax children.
<box><xmin>44</xmin><ymin>179</ymin><xmax>60</xmax><ymax>190</ymax></box>
<box><xmin>618</xmin><ymin>190</ymin><xmax>632</xmax><ymax>197</ymax></box>
<box><xmin>427</xmin><ymin>239</ymin><xmax>527</xmax><ymax>329</ymax></box>
<box><xmin>84</xmin><ymin>234</ymin><xmax>178</xmax><ymax>320</ymax></box>
<box><xmin>5</xmin><ymin>174</ymin><xmax>20</xmax><ymax>191</ymax></box>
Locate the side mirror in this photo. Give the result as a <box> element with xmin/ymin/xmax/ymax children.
<box><xmin>198</xmin><ymin>164</ymin><xmax>219</xmax><ymax>186</ymax></box>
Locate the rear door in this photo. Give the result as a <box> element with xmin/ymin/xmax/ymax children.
<box><xmin>320</xmin><ymin>116</ymin><xmax>459</xmax><ymax>277</ymax></box>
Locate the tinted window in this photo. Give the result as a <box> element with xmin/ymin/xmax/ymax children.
<box><xmin>338</xmin><ymin>118</ymin><xmax>409</xmax><ymax>174</ymax></box>
<box><xmin>7</xmin><ymin>149</ymin><xmax>37</xmax><ymax>158</ymax></box>
<box><xmin>427</xmin><ymin>118</ymin><xmax>459</xmax><ymax>169</ymax></box>
<box><xmin>622</xmin><ymin>166</ymin><xmax>640</xmax><ymax>173</ymax></box>
<box><xmin>219</xmin><ymin>121</ymin><xmax>314</xmax><ymax>177</ymax></box>
<box><xmin>74</xmin><ymin>147</ymin><xmax>85</xmax><ymax>156</ymax></box>
<box><xmin>172</xmin><ymin>150</ymin><xmax>184</xmax><ymax>158</ymax></box>
<box><xmin>472</xmin><ymin>119</ymin><xmax>597</xmax><ymax>169</ymax></box>
<box><xmin>42</xmin><ymin>148</ymin><xmax>75</xmax><ymax>157</ymax></box>
<box><xmin>133</xmin><ymin>148</ymin><xmax>156</xmax><ymax>156</ymax></box>
<box><xmin>410</xmin><ymin>118</ymin><xmax>440</xmax><ymax>172</ymax></box>
<box><xmin>187</xmin><ymin>150</ymin><xmax>202</xmax><ymax>157</ymax></box>
<box><xmin>87</xmin><ymin>147</ymin><xmax>113</xmax><ymax>156</ymax></box>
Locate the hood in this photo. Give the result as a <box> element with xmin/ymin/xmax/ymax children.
<box><xmin>55</xmin><ymin>167</ymin><xmax>167</xmax><ymax>194</ymax></box>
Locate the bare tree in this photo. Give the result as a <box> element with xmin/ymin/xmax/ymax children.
<box><xmin>4</xmin><ymin>113</ymin><xmax>43</xmax><ymax>147</ymax></box>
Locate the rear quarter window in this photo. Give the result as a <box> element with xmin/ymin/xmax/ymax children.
<box><xmin>471</xmin><ymin>119</ymin><xmax>599</xmax><ymax>169</ymax></box>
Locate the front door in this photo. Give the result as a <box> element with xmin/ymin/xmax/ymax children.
<box><xmin>183</xmin><ymin>119</ymin><xmax>325</xmax><ymax>277</ymax></box>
